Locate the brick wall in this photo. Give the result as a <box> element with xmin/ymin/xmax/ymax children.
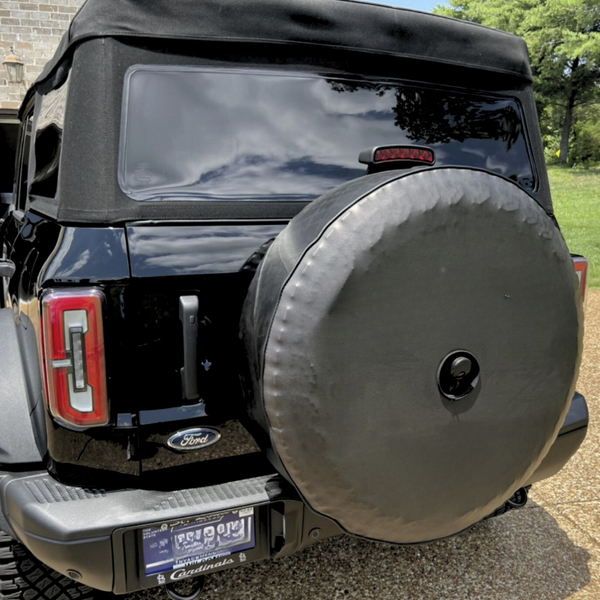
<box><xmin>0</xmin><ymin>0</ymin><xmax>83</xmax><ymax>109</ymax></box>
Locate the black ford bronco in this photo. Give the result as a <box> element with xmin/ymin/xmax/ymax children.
<box><xmin>0</xmin><ymin>0</ymin><xmax>591</xmax><ymax>598</ymax></box>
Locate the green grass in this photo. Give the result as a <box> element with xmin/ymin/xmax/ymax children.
<box><xmin>548</xmin><ymin>165</ymin><xmax>600</xmax><ymax>288</ymax></box>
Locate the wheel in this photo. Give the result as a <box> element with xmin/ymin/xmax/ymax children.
<box><xmin>241</xmin><ymin>167</ymin><xmax>583</xmax><ymax>544</ymax></box>
<box><xmin>0</xmin><ymin>531</ymin><xmax>96</xmax><ymax>600</ymax></box>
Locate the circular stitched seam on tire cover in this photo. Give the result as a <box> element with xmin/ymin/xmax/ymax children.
<box><xmin>259</xmin><ymin>168</ymin><xmax>582</xmax><ymax>544</ymax></box>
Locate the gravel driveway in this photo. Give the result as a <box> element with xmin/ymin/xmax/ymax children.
<box><xmin>132</xmin><ymin>290</ymin><xmax>600</xmax><ymax>600</ymax></box>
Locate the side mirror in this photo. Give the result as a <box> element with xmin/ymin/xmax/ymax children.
<box><xmin>0</xmin><ymin>259</ymin><xmax>15</xmax><ymax>279</ymax></box>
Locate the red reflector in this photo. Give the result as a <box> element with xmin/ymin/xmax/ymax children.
<box><xmin>41</xmin><ymin>288</ymin><xmax>109</xmax><ymax>427</ymax></box>
<box><xmin>373</xmin><ymin>147</ymin><xmax>435</xmax><ymax>164</ymax></box>
<box><xmin>572</xmin><ymin>256</ymin><xmax>589</xmax><ymax>304</ymax></box>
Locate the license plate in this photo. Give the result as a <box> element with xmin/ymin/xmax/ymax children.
<box><xmin>141</xmin><ymin>507</ymin><xmax>256</xmax><ymax>579</ymax></box>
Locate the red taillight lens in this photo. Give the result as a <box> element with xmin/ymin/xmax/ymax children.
<box><xmin>373</xmin><ymin>146</ymin><xmax>435</xmax><ymax>164</ymax></box>
<box><xmin>41</xmin><ymin>288</ymin><xmax>109</xmax><ymax>427</ymax></box>
<box><xmin>572</xmin><ymin>256</ymin><xmax>589</xmax><ymax>305</ymax></box>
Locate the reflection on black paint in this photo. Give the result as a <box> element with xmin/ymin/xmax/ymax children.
<box><xmin>119</xmin><ymin>67</ymin><xmax>534</xmax><ymax>202</ymax></box>
<box><xmin>127</xmin><ymin>224</ymin><xmax>286</xmax><ymax>277</ymax></box>
<box><xmin>43</xmin><ymin>227</ymin><xmax>129</xmax><ymax>282</ymax></box>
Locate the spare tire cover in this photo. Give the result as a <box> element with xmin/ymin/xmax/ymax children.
<box><xmin>241</xmin><ymin>168</ymin><xmax>582</xmax><ymax>544</ymax></box>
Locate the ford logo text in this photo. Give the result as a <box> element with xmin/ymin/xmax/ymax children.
<box><xmin>167</xmin><ymin>428</ymin><xmax>221</xmax><ymax>452</ymax></box>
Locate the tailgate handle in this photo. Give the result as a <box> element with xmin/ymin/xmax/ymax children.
<box><xmin>179</xmin><ymin>295</ymin><xmax>200</xmax><ymax>401</ymax></box>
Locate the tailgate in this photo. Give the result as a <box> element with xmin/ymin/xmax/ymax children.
<box><xmin>124</xmin><ymin>222</ymin><xmax>285</xmax><ymax>472</ymax></box>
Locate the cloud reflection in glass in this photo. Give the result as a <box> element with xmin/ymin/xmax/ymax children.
<box><xmin>119</xmin><ymin>68</ymin><xmax>534</xmax><ymax>203</ymax></box>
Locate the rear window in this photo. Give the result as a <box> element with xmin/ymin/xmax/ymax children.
<box><xmin>119</xmin><ymin>67</ymin><xmax>534</xmax><ymax>202</ymax></box>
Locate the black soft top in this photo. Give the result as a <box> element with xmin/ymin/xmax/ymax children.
<box><xmin>22</xmin><ymin>0</ymin><xmax>545</xmax><ymax>225</ymax></box>
<box><xmin>31</xmin><ymin>0</ymin><xmax>531</xmax><ymax>99</ymax></box>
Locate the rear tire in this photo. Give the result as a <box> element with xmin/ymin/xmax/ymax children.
<box><xmin>0</xmin><ymin>531</ymin><xmax>96</xmax><ymax>600</ymax></box>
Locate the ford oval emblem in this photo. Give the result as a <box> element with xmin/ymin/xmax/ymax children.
<box><xmin>167</xmin><ymin>428</ymin><xmax>221</xmax><ymax>452</ymax></box>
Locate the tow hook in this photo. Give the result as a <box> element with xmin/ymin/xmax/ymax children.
<box><xmin>486</xmin><ymin>486</ymin><xmax>530</xmax><ymax>520</ymax></box>
<box><xmin>166</xmin><ymin>577</ymin><xmax>205</xmax><ymax>600</ymax></box>
<box><xmin>506</xmin><ymin>486</ymin><xmax>529</xmax><ymax>509</ymax></box>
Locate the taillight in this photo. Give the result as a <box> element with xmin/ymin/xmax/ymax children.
<box><xmin>41</xmin><ymin>288</ymin><xmax>109</xmax><ymax>427</ymax></box>
<box><xmin>572</xmin><ymin>256</ymin><xmax>589</xmax><ymax>305</ymax></box>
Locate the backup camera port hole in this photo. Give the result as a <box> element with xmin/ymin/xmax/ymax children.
<box><xmin>437</xmin><ymin>351</ymin><xmax>480</xmax><ymax>401</ymax></box>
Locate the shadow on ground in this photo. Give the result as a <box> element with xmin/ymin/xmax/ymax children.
<box><xmin>130</xmin><ymin>501</ymin><xmax>591</xmax><ymax>600</ymax></box>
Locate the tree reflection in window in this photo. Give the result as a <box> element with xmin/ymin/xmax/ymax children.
<box><xmin>328</xmin><ymin>80</ymin><xmax>522</xmax><ymax>150</ymax></box>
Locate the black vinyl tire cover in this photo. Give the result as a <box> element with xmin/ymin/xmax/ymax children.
<box><xmin>241</xmin><ymin>167</ymin><xmax>583</xmax><ymax>544</ymax></box>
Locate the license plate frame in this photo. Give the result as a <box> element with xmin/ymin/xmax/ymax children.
<box><xmin>136</xmin><ymin>504</ymin><xmax>268</xmax><ymax>588</ymax></box>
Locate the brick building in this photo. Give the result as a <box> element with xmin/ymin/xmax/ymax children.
<box><xmin>0</xmin><ymin>0</ymin><xmax>83</xmax><ymax>109</ymax></box>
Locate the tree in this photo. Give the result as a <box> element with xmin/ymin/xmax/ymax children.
<box><xmin>434</xmin><ymin>0</ymin><xmax>600</xmax><ymax>165</ymax></box>
<box><xmin>571</xmin><ymin>104</ymin><xmax>600</xmax><ymax>165</ymax></box>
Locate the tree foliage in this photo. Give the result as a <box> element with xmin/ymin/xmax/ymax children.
<box><xmin>571</xmin><ymin>104</ymin><xmax>600</xmax><ymax>165</ymax></box>
<box><xmin>434</xmin><ymin>0</ymin><xmax>600</xmax><ymax>164</ymax></box>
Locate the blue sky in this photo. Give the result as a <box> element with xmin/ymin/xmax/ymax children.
<box><xmin>361</xmin><ymin>0</ymin><xmax>448</xmax><ymax>12</ymax></box>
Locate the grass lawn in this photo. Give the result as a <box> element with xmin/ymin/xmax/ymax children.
<box><xmin>548</xmin><ymin>165</ymin><xmax>600</xmax><ymax>288</ymax></box>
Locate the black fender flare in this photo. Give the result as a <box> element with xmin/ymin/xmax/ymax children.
<box><xmin>0</xmin><ymin>307</ymin><xmax>45</xmax><ymax>467</ymax></box>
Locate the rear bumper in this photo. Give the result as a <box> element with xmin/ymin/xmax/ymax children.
<box><xmin>0</xmin><ymin>393</ymin><xmax>588</xmax><ymax>593</ymax></box>
<box><xmin>527</xmin><ymin>392</ymin><xmax>588</xmax><ymax>485</ymax></box>
<box><xmin>0</xmin><ymin>469</ymin><xmax>341</xmax><ymax>593</ymax></box>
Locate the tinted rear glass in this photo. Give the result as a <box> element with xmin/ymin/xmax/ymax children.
<box><xmin>119</xmin><ymin>67</ymin><xmax>534</xmax><ymax>202</ymax></box>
